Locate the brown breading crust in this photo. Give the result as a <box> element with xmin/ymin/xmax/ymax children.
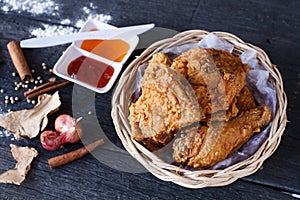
<box><xmin>129</xmin><ymin>62</ymin><xmax>201</xmax><ymax>147</ymax></box>
<box><xmin>173</xmin><ymin>105</ymin><xmax>272</xmax><ymax>168</ymax></box>
<box><xmin>148</xmin><ymin>52</ymin><xmax>172</xmax><ymax>67</ymax></box>
<box><xmin>171</xmin><ymin>48</ymin><xmax>250</xmax><ymax>122</ymax></box>
<box><xmin>236</xmin><ymin>86</ymin><xmax>257</xmax><ymax>112</ymax></box>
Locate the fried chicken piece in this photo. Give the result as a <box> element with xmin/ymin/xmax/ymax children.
<box><xmin>173</xmin><ymin>105</ymin><xmax>272</xmax><ymax>168</ymax></box>
<box><xmin>171</xmin><ymin>48</ymin><xmax>249</xmax><ymax>87</ymax></box>
<box><xmin>192</xmin><ymin>84</ymin><xmax>239</xmax><ymax>122</ymax></box>
<box><xmin>236</xmin><ymin>86</ymin><xmax>257</xmax><ymax>112</ymax></box>
<box><xmin>148</xmin><ymin>52</ymin><xmax>171</xmax><ymax>67</ymax></box>
<box><xmin>129</xmin><ymin>63</ymin><xmax>201</xmax><ymax>148</ymax></box>
<box><xmin>171</xmin><ymin>48</ymin><xmax>250</xmax><ymax>121</ymax></box>
<box><xmin>193</xmin><ymin>86</ymin><xmax>256</xmax><ymax>122</ymax></box>
<box><xmin>170</xmin><ymin>55</ymin><xmax>188</xmax><ymax>79</ymax></box>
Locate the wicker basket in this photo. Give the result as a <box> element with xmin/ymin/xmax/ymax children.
<box><xmin>111</xmin><ymin>30</ymin><xmax>287</xmax><ymax>188</ymax></box>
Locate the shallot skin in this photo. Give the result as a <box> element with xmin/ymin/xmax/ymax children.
<box><xmin>40</xmin><ymin>130</ymin><xmax>61</xmax><ymax>151</ymax></box>
<box><xmin>40</xmin><ymin>114</ymin><xmax>83</xmax><ymax>151</ymax></box>
<box><xmin>55</xmin><ymin>114</ymin><xmax>83</xmax><ymax>142</ymax></box>
<box><xmin>54</xmin><ymin>114</ymin><xmax>76</xmax><ymax>134</ymax></box>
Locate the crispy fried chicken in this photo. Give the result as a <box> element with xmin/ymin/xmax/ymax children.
<box><xmin>129</xmin><ymin>62</ymin><xmax>200</xmax><ymax>148</ymax></box>
<box><xmin>173</xmin><ymin>105</ymin><xmax>272</xmax><ymax>168</ymax></box>
<box><xmin>171</xmin><ymin>48</ymin><xmax>250</xmax><ymax>121</ymax></box>
<box><xmin>129</xmin><ymin>48</ymin><xmax>270</xmax><ymax>162</ymax></box>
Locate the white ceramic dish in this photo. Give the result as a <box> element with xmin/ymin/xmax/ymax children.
<box><xmin>53</xmin><ymin>20</ymin><xmax>139</xmax><ymax>93</ymax></box>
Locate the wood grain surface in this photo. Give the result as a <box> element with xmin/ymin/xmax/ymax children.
<box><xmin>0</xmin><ymin>0</ymin><xmax>299</xmax><ymax>199</ymax></box>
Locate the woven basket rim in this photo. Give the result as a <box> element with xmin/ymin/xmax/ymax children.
<box><xmin>111</xmin><ymin>30</ymin><xmax>288</xmax><ymax>188</ymax></box>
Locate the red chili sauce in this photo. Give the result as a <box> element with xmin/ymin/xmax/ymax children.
<box><xmin>67</xmin><ymin>56</ymin><xmax>114</xmax><ymax>88</ymax></box>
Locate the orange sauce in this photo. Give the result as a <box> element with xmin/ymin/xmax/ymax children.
<box><xmin>68</xmin><ymin>56</ymin><xmax>114</xmax><ymax>88</ymax></box>
<box><xmin>80</xmin><ymin>29</ymin><xmax>129</xmax><ymax>62</ymax></box>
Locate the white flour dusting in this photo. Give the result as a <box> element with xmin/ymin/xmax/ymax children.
<box><xmin>60</xmin><ymin>19</ymin><xmax>71</xmax><ymax>25</ymax></box>
<box><xmin>29</xmin><ymin>2</ymin><xmax>112</xmax><ymax>37</ymax></box>
<box><xmin>83</xmin><ymin>2</ymin><xmax>97</xmax><ymax>14</ymax></box>
<box><xmin>1</xmin><ymin>0</ymin><xmax>112</xmax><ymax>37</ymax></box>
<box><xmin>30</xmin><ymin>24</ymin><xmax>78</xmax><ymax>37</ymax></box>
<box><xmin>76</xmin><ymin>2</ymin><xmax>112</xmax><ymax>27</ymax></box>
<box><xmin>75</xmin><ymin>14</ymin><xmax>112</xmax><ymax>28</ymax></box>
<box><xmin>1</xmin><ymin>0</ymin><xmax>60</xmax><ymax>16</ymax></box>
<box><xmin>30</xmin><ymin>12</ymin><xmax>112</xmax><ymax>37</ymax></box>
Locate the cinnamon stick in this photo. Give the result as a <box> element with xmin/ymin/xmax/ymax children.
<box><xmin>48</xmin><ymin>139</ymin><xmax>104</xmax><ymax>169</ymax></box>
<box><xmin>7</xmin><ymin>41</ymin><xmax>32</xmax><ymax>81</ymax></box>
<box><xmin>24</xmin><ymin>78</ymin><xmax>56</xmax><ymax>97</ymax></box>
<box><xmin>26</xmin><ymin>80</ymin><xmax>71</xmax><ymax>100</ymax></box>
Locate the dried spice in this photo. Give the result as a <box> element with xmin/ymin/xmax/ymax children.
<box><xmin>0</xmin><ymin>144</ymin><xmax>38</xmax><ymax>185</ymax></box>
<box><xmin>0</xmin><ymin>92</ymin><xmax>61</xmax><ymax>139</ymax></box>
<box><xmin>7</xmin><ymin>41</ymin><xmax>33</xmax><ymax>81</ymax></box>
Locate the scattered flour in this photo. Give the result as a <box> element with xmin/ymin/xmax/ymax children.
<box><xmin>30</xmin><ymin>12</ymin><xmax>112</xmax><ymax>38</ymax></box>
<box><xmin>1</xmin><ymin>0</ymin><xmax>60</xmax><ymax>16</ymax></box>
<box><xmin>83</xmin><ymin>2</ymin><xmax>98</xmax><ymax>14</ymax></box>
<box><xmin>60</xmin><ymin>19</ymin><xmax>71</xmax><ymax>25</ymax></box>
<box><xmin>76</xmin><ymin>2</ymin><xmax>112</xmax><ymax>27</ymax></box>
<box><xmin>75</xmin><ymin>14</ymin><xmax>112</xmax><ymax>28</ymax></box>
<box><xmin>1</xmin><ymin>0</ymin><xmax>112</xmax><ymax>37</ymax></box>
<box><xmin>28</xmin><ymin>2</ymin><xmax>112</xmax><ymax>37</ymax></box>
<box><xmin>30</xmin><ymin>24</ymin><xmax>78</xmax><ymax>37</ymax></box>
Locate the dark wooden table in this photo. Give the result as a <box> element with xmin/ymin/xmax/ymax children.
<box><xmin>0</xmin><ymin>0</ymin><xmax>299</xmax><ymax>199</ymax></box>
